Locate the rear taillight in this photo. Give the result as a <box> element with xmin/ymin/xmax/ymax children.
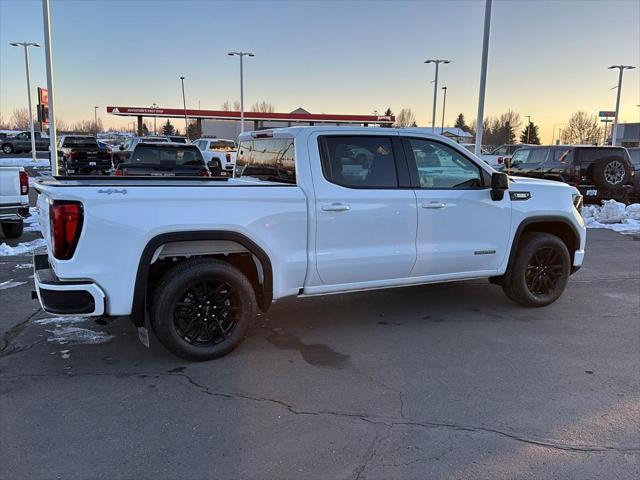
<box><xmin>115</xmin><ymin>169</ymin><xmax>123</xmax><ymax>176</ymax></box>
<box><xmin>201</xmin><ymin>169</ymin><xmax>211</xmax><ymax>177</ymax></box>
<box><xmin>497</xmin><ymin>156</ymin><xmax>504</xmax><ymax>164</ymax></box>
<box><xmin>19</xmin><ymin>171</ymin><xmax>29</xmax><ymax>195</ymax></box>
<box><xmin>49</xmin><ymin>201</ymin><xmax>84</xmax><ymax>260</ymax></box>
<box><xmin>225</xmin><ymin>153</ymin><xmax>231</xmax><ymax>161</ymax></box>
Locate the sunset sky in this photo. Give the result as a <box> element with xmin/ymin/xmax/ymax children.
<box><xmin>1</xmin><ymin>0</ymin><xmax>639</xmax><ymax>143</ymax></box>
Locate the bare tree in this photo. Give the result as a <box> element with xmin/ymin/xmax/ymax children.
<box><xmin>70</xmin><ymin>119</ymin><xmax>103</xmax><ymax>134</ymax></box>
<box><xmin>10</xmin><ymin>108</ymin><xmax>30</xmax><ymax>130</ymax></box>
<box><xmin>250</xmin><ymin>101</ymin><xmax>275</xmax><ymax>113</ymax></box>
<box><xmin>561</xmin><ymin>111</ymin><xmax>601</xmax><ymax>145</ymax></box>
<box><xmin>0</xmin><ymin>115</ymin><xmax>10</xmax><ymax>129</ymax></box>
<box><xmin>395</xmin><ymin>108</ymin><xmax>417</xmax><ymax>127</ymax></box>
<box><xmin>221</xmin><ymin>100</ymin><xmax>232</xmax><ymax>111</ymax></box>
<box><xmin>233</xmin><ymin>100</ymin><xmax>241</xmax><ymax>111</ymax></box>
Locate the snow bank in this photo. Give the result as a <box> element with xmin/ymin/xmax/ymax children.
<box><xmin>24</xmin><ymin>207</ymin><xmax>40</xmax><ymax>232</ymax></box>
<box><xmin>0</xmin><ymin>238</ymin><xmax>46</xmax><ymax>256</ymax></box>
<box><xmin>0</xmin><ymin>157</ymin><xmax>50</xmax><ymax>168</ymax></box>
<box><xmin>583</xmin><ymin>200</ymin><xmax>640</xmax><ymax>234</ymax></box>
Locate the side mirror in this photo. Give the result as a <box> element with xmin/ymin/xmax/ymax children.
<box><xmin>491</xmin><ymin>172</ymin><xmax>509</xmax><ymax>201</ymax></box>
<box><xmin>208</xmin><ymin>160</ymin><xmax>222</xmax><ymax>176</ymax></box>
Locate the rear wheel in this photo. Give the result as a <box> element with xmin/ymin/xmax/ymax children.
<box><xmin>502</xmin><ymin>233</ymin><xmax>570</xmax><ymax>307</ymax></box>
<box><xmin>2</xmin><ymin>144</ymin><xmax>14</xmax><ymax>154</ymax></box>
<box><xmin>151</xmin><ymin>258</ymin><xmax>257</xmax><ymax>361</ymax></box>
<box><xmin>1</xmin><ymin>221</ymin><xmax>24</xmax><ymax>239</ymax></box>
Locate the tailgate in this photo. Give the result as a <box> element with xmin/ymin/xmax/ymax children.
<box><xmin>0</xmin><ymin>167</ymin><xmax>23</xmax><ymax>204</ymax></box>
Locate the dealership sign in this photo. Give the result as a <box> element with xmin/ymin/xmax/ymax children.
<box><xmin>599</xmin><ymin>111</ymin><xmax>616</xmax><ymax>118</ymax></box>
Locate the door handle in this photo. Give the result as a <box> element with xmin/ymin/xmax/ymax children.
<box><xmin>321</xmin><ymin>203</ymin><xmax>351</xmax><ymax>212</ymax></box>
<box><xmin>421</xmin><ymin>201</ymin><xmax>446</xmax><ymax>209</ymax></box>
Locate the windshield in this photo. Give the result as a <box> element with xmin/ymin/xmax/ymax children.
<box><xmin>63</xmin><ymin>137</ymin><xmax>98</xmax><ymax>148</ymax></box>
<box><xmin>130</xmin><ymin>146</ymin><xmax>204</xmax><ymax>166</ymax></box>
<box><xmin>236</xmin><ymin>138</ymin><xmax>295</xmax><ymax>184</ymax></box>
<box><xmin>210</xmin><ymin>140</ymin><xmax>236</xmax><ymax>151</ymax></box>
<box><xmin>626</xmin><ymin>149</ymin><xmax>640</xmax><ymax>166</ymax></box>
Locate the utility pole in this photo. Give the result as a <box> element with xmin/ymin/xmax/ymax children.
<box><xmin>474</xmin><ymin>0</ymin><xmax>492</xmax><ymax>156</ymax></box>
<box><xmin>525</xmin><ymin>115</ymin><xmax>531</xmax><ymax>144</ymax></box>
<box><xmin>440</xmin><ymin>86</ymin><xmax>448</xmax><ymax>134</ymax></box>
<box><xmin>228</xmin><ymin>51</ymin><xmax>255</xmax><ymax>133</ymax></box>
<box><xmin>151</xmin><ymin>103</ymin><xmax>158</xmax><ymax>134</ymax></box>
<box><xmin>10</xmin><ymin>41</ymin><xmax>40</xmax><ymax>162</ymax></box>
<box><xmin>180</xmin><ymin>77</ymin><xmax>188</xmax><ymax>139</ymax></box>
<box><xmin>94</xmin><ymin>106</ymin><xmax>99</xmax><ymax>138</ymax></box>
<box><xmin>424</xmin><ymin>59</ymin><xmax>450</xmax><ymax>133</ymax></box>
<box><xmin>41</xmin><ymin>0</ymin><xmax>58</xmax><ymax>174</ymax></box>
<box><xmin>608</xmin><ymin>64</ymin><xmax>636</xmax><ymax>146</ymax></box>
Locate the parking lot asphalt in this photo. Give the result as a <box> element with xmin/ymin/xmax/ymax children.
<box><xmin>0</xmin><ymin>226</ymin><xmax>638</xmax><ymax>479</ymax></box>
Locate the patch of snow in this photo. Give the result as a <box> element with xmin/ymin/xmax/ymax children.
<box><xmin>14</xmin><ymin>263</ymin><xmax>32</xmax><ymax>269</ymax></box>
<box><xmin>0</xmin><ymin>238</ymin><xmax>46</xmax><ymax>256</ymax></box>
<box><xmin>0</xmin><ymin>157</ymin><xmax>50</xmax><ymax>168</ymax></box>
<box><xmin>46</xmin><ymin>327</ymin><xmax>113</xmax><ymax>345</ymax></box>
<box><xmin>582</xmin><ymin>201</ymin><xmax>640</xmax><ymax>234</ymax></box>
<box><xmin>24</xmin><ymin>207</ymin><xmax>41</xmax><ymax>232</ymax></box>
<box><xmin>0</xmin><ymin>279</ymin><xmax>27</xmax><ymax>290</ymax></box>
<box><xmin>34</xmin><ymin>316</ymin><xmax>89</xmax><ymax>326</ymax></box>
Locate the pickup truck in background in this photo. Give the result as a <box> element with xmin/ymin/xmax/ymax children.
<box><xmin>1</xmin><ymin>131</ymin><xmax>50</xmax><ymax>155</ymax></box>
<box><xmin>57</xmin><ymin>135</ymin><xmax>113</xmax><ymax>175</ymax></box>
<box><xmin>115</xmin><ymin>143</ymin><xmax>215</xmax><ymax>177</ymax></box>
<box><xmin>33</xmin><ymin>127</ymin><xmax>586</xmax><ymax>361</ymax></box>
<box><xmin>192</xmin><ymin>138</ymin><xmax>237</xmax><ymax>173</ymax></box>
<box><xmin>112</xmin><ymin>136</ymin><xmax>170</xmax><ymax>167</ymax></box>
<box><xmin>0</xmin><ymin>166</ymin><xmax>30</xmax><ymax>238</ymax></box>
<box><xmin>481</xmin><ymin>143</ymin><xmax>528</xmax><ymax>168</ymax></box>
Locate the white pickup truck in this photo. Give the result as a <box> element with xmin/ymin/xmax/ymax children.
<box><xmin>0</xmin><ymin>166</ymin><xmax>30</xmax><ymax>238</ymax></box>
<box><xmin>32</xmin><ymin>127</ymin><xmax>586</xmax><ymax>360</ymax></box>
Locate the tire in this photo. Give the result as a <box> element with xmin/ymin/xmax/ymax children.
<box><xmin>1</xmin><ymin>221</ymin><xmax>24</xmax><ymax>239</ymax></box>
<box><xmin>151</xmin><ymin>258</ymin><xmax>257</xmax><ymax>361</ymax></box>
<box><xmin>592</xmin><ymin>157</ymin><xmax>630</xmax><ymax>190</ymax></box>
<box><xmin>2</xmin><ymin>144</ymin><xmax>13</xmax><ymax>154</ymax></box>
<box><xmin>502</xmin><ymin>232</ymin><xmax>570</xmax><ymax>308</ymax></box>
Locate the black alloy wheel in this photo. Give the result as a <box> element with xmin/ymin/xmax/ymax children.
<box><xmin>525</xmin><ymin>247</ymin><xmax>564</xmax><ymax>296</ymax></box>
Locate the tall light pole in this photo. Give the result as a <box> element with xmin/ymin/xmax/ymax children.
<box><xmin>424</xmin><ymin>59</ymin><xmax>450</xmax><ymax>133</ymax></box>
<box><xmin>10</xmin><ymin>41</ymin><xmax>40</xmax><ymax>162</ymax></box>
<box><xmin>552</xmin><ymin>123</ymin><xmax>566</xmax><ymax>145</ymax></box>
<box><xmin>94</xmin><ymin>106</ymin><xmax>99</xmax><ymax>138</ymax></box>
<box><xmin>151</xmin><ymin>102</ymin><xmax>158</xmax><ymax>134</ymax></box>
<box><xmin>440</xmin><ymin>86</ymin><xmax>448</xmax><ymax>134</ymax></box>
<box><xmin>180</xmin><ymin>76</ymin><xmax>188</xmax><ymax>139</ymax></box>
<box><xmin>41</xmin><ymin>0</ymin><xmax>58</xmax><ymax>174</ymax></box>
<box><xmin>474</xmin><ymin>0</ymin><xmax>492</xmax><ymax>156</ymax></box>
<box><xmin>228</xmin><ymin>51</ymin><xmax>254</xmax><ymax>133</ymax></box>
<box><xmin>525</xmin><ymin>115</ymin><xmax>531</xmax><ymax>144</ymax></box>
<box><xmin>608</xmin><ymin>64</ymin><xmax>636</xmax><ymax>146</ymax></box>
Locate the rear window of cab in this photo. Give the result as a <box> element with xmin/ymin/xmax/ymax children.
<box><xmin>236</xmin><ymin>138</ymin><xmax>295</xmax><ymax>184</ymax></box>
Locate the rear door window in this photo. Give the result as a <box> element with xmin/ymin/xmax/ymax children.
<box><xmin>319</xmin><ymin>136</ymin><xmax>398</xmax><ymax>188</ymax></box>
<box><xmin>131</xmin><ymin>146</ymin><xmax>204</xmax><ymax>165</ymax></box>
<box><xmin>236</xmin><ymin>138</ymin><xmax>296</xmax><ymax>184</ymax></box>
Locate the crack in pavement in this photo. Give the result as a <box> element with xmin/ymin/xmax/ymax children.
<box><xmin>352</xmin><ymin>425</ymin><xmax>392</xmax><ymax>480</ymax></box>
<box><xmin>0</xmin><ymin>308</ymin><xmax>43</xmax><ymax>358</ymax></box>
<box><xmin>2</xmin><ymin>370</ymin><xmax>638</xmax><ymax>456</ymax></box>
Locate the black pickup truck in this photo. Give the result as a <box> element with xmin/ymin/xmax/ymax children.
<box><xmin>115</xmin><ymin>143</ymin><xmax>218</xmax><ymax>177</ymax></box>
<box><xmin>57</xmin><ymin>135</ymin><xmax>112</xmax><ymax>175</ymax></box>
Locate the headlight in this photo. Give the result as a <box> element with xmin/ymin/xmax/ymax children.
<box><xmin>572</xmin><ymin>193</ymin><xmax>583</xmax><ymax>215</ymax></box>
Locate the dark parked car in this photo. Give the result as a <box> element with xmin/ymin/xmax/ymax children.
<box><xmin>1</xmin><ymin>131</ymin><xmax>50</xmax><ymax>154</ymax></box>
<box><xmin>57</xmin><ymin>135</ymin><xmax>112</xmax><ymax>175</ymax></box>
<box><xmin>115</xmin><ymin>143</ymin><xmax>220</xmax><ymax>176</ymax></box>
<box><xmin>112</xmin><ymin>136</ymin><xmax>170</xmax><ymax>167</ymax></box>
<box><xmin>627</xmin><ymin>147</ymin><xmax>640</xmax><ymax>203</ymax></box>
<box><xmin>508</xmin><ymin>145</ymin><xmax>635</xmax><ymax>203</ymax></box>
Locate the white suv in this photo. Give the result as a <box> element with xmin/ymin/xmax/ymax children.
<box><xmin>192</xmin><ymin>138</ymin><xmax>237</xmax><ymax>173</ymax></box>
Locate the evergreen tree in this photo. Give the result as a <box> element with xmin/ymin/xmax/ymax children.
<box><xmin>454</xmin><ymin>113</ymin><xmax>469</xmax><ymax>132</ymax></box>
<box><xmin>187</xmin><ymin>121</ymin><xmax>201</xmax><ymax>140</ymax></box>
<box><xmin>520</xmin><ymin>121</ymin><xmax>541</xmax><ymax>144</ymax></box>
<box><xmin>380</xmin><ymin>107</ymin><xmax>394</xmax><ymax>128</ymax></box>
<box><xmin>162</xmin><ymin>119</ymin><xmax>176</xmax><ymax>136</ymax></box>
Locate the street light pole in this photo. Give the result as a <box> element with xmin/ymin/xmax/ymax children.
<box><xmin>551</xmin><ymin>123</ymin><xmax>566</xmax><ymax>145</ymax></box>
<box><xmin>41</xmin><ymin>0</ymin><xmax>58</xmax><ymax>175</ymax></box>
<box><xmin>525</xmin><ymin>115</ymin><xmax>531</xmax><ymax>144</ymax></box>
<box><xmin>151</xmin><ymin>103</ymin><xmax>158</xmax><ymax>134</ymax></box>
<box><xmin>180</xmin><ymin>76</ymin><xmax>188</xmax><ymax>139</ymax></box>
<box><xmin>10</xmin><ymin>41</ymin><xmax>40</xmax><ymax>162</ymax></box>
<box><xmin>440</xmin><ymin>86</ymin><xmax>448</xmax><ymax>134</ymax></box>
<box><xmin>608</xmin><ymin>64</ymin><xmax>636</xmax><ymax>146</ymax></box>
<box><xmin>474</xmin><ymin>0</ymin><xmax>492</xmax><ymax>156</ymax></box>
<box><xmin>228</xmin><ymin>52</ymin><xmax>255</xmax><ymax>133</ymax></box>
<box><xmin>424</xmin><ymin>59</ymin><xmax>450</xmax><ymax>133</ymax></box>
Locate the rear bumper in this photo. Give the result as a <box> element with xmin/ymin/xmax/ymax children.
<box><xmin>0</xmin><ymin>204</ymin><xmax>29</xmax><ymax>222</ymax></box>
<box><xmin>33</xmin><ymin>254</ymin><xmax>105</xmax><ymax>316</ymax></box>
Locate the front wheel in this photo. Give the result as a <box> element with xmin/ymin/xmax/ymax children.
<box><xmin>502</xmin><ymin>233</ymin><xmax>570</xmax><ymax>307</ymax></box>
<box><xmin>151</xmin><ymin>258</ymin><xmax>257</xmax><ymax>361</ymax></box>
<box><xmin>2</xmin><ymin>144</ymin><xmax>14</xmax><ymax>154</ymax></box>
